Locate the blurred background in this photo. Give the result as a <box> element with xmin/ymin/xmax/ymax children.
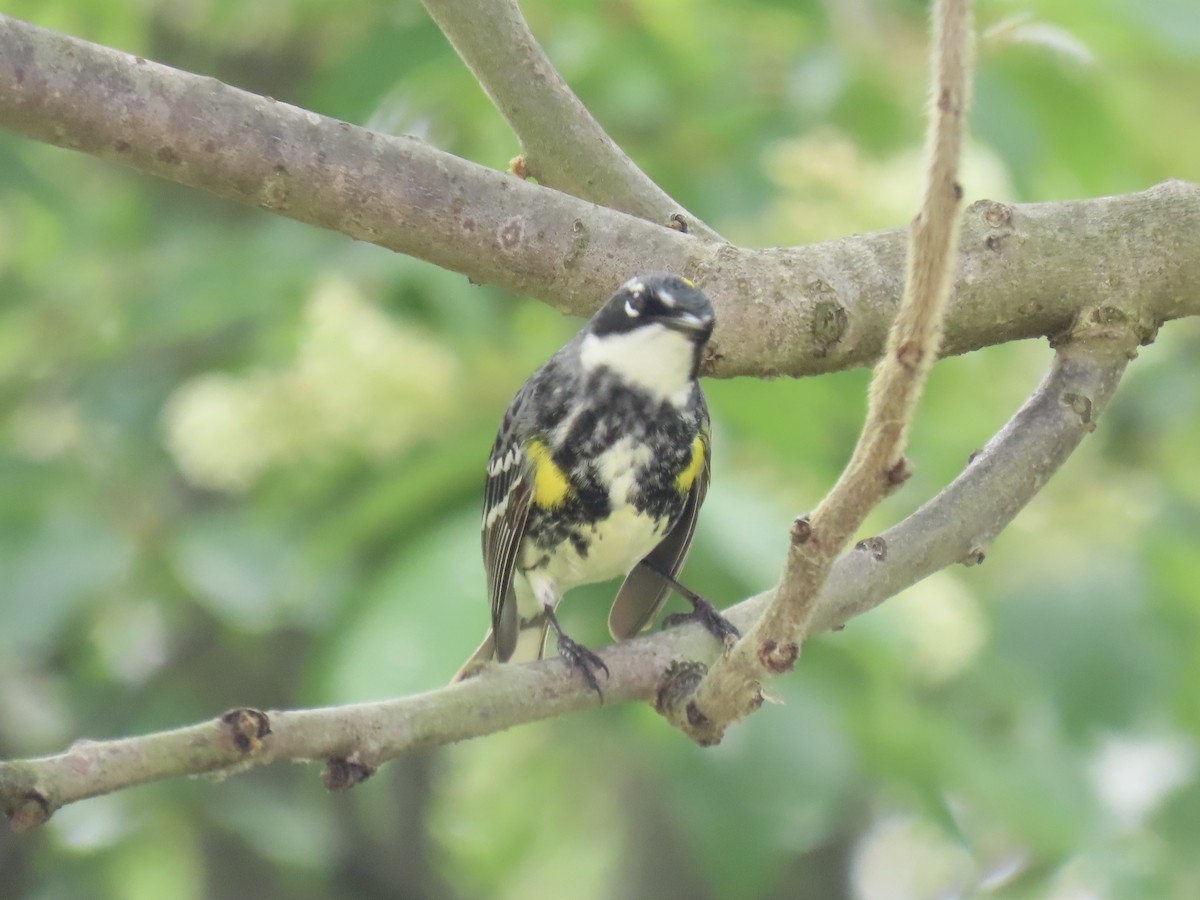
<box><xmin>2</xmin><ymin>0</ymin><xmax>1199</xmax><ymax>897</ymax></box>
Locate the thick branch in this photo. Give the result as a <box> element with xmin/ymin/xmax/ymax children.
<box><xmin>664</xmin><ymin>0</ymin><xmax>973</xmax><ymax>744</ymax></box>
<box><xmin>420</xmin><ymin>0</ymin><xmax>720</xmax><ymax>239</ymax></box>
<box><xmin>0</xmin><ymin>15</ymin><xmax>1191</xmax><ymax>380</ymax></box>
<box><xmin>1</xmin><ymin>330</ymin><xmax>1132</xmax><ymax>830</ymax></box>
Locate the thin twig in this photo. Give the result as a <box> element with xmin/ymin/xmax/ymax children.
<box><xmin>419</xmin><ymin>0</ymin><xmax>721</xmax><ymax>240</ymax></box>
<box><xmin>662</xmin><ymin>0</ymin><xmax>975</xmax><ymax>743</ymax></box>
<box><xmin>0</xmin><ymin>16</ymin><xmax>1190</xmax><ymax>379</ymax></box>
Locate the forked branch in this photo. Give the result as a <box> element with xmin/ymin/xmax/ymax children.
<box><xmin>420</xmin><ymin>0</ymin><xmax>721</xmax><ymax>239</ymax></box>
<box><xmin>0</xmin><ymin>16</ymin><xmax>1192</xmax><ymax>379</ymax></box>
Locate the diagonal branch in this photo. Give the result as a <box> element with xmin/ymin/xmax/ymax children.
<box><xmin>660</xmin><ymin>0</ymin><xmax>974</xmax><ymax>744</ymax></box>
<box><xmin>1</xmin><ymin>330</ymin><xmax>1133</xmax><ymax>831</ymax></box>
<box><xmin>419</xmin><ymin>0</ymin><xmax>721</xmax><ymax>240</ymax></box>
<box><xmin>808</xmin><ymin>328</ymin><xmax>1136</xmax><ymax>632</ymax></box>
<box><xmin>0</xmin><ymin>15</ymin><xmax>1192</xmax><ymax>381</ymax></box>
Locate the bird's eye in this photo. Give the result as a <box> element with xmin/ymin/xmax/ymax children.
<box><xmin>625</xmin><ymin>293</ymin><xmax>647</xmax><ymax>317</ymax></box>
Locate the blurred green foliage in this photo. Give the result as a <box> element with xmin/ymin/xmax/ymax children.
<box><xmin>2</xmin><ymin>0</ymin><xmax>1199</xmax><ymax>897</ymax></box>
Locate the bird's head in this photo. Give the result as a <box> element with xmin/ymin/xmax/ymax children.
<box><xmin>580</xmin><ymin>274</ymin><xmax>715</xmax><ymax>403</ymax></box>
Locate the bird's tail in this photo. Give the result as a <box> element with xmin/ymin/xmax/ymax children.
<box><xmin>450</xmin><ymin>619</ymin><xmax>550</xmax><ymax>683</ymax></box>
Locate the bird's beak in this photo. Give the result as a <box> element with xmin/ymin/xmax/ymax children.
<box><xmin>659</xmin><ymin>312</ymin><xmax>714</xmax><ymax>338</ymax></box>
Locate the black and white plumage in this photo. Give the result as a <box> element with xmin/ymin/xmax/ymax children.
<box><xmin>454</xmin><ymin>274</ymin><xmax>726</xmax><ymax>692</ymax></box>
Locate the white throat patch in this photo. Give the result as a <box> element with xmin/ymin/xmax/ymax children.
<box><xmin>579</xmin><ymin>325</ymin><xmax>696</xmax><ymax>406</ymax></box>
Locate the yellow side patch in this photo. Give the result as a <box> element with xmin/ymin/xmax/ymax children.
<box><xmin>681</xmin><ymin>277</ymin><xmax>696</xmax><ymax>288</ymax></box>
<box><xmin>526</xmin><ymin>439</ymin><xmax>571</xmax><ymax>509</ymax></box>
<box><xmin>675</xmin><ymin>436</ymin><xmax>706</xmax><ymax>493</ymax></box>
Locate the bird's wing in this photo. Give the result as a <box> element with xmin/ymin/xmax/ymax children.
<box><xmin>481</xmin><ymin>388</ymin><xmax>537</xmax><ymax>661</ymax></box>
<box><xmin>608</xmin><ymin>422</ymin><xmax>711</xmax><ymax>641</ymax></box>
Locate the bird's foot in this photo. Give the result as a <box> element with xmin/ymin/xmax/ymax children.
<box><xmin>556</xmin><ymin>633</ymin><xmax>609</xmax><ymax>699</ymax></box>
<box><xmin>637</xmin><ymin>560</ymin><xmax>740</xmax><ymax>643</ymax></box>
<box><xmin>663</xmin><ymin>595</ymin><xmax>741</xmax><ymax>643</ymax></box>
<box><xmin>545</xmin><ymin>607</ymin><xmax>609</xmax><ymax>699</ymax></box>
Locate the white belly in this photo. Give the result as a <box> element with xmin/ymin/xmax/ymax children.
<box><xmin>513</xmin><ymin>504</ymin><xmax>668</xmax><ymax>634</ymax></box>
<box><xmin>559</xmin><ymin>506</ymin><xmax>667</xmax><ymax>588</ymax></box>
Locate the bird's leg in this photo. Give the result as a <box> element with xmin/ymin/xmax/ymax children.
<box><xmin>641</xmin><ymin>561</ymin><xmax>741</xmax><ymax>642</ymax></box>
<box><xmin>543</xmin><ymin>607</ymin><xmax>609</xmax><ymax>699</ymax></box>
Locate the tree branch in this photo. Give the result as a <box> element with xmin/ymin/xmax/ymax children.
<box><xmin>808</xmin><ymin>329</ymin><xmax>1136</xmax><ymax>633</ymax></box>
<box><xmin>419</xmin><ymin>0</ymin><xmax>721</xmax><ymax>240</ymax></box>
<box><xmin>0</xmin><ymin>15</ymin><xmax>1191</xmax><ymax>382</ymax></box>
<box><xmin>0</xmin><ymin>327</ymin><xmax>1133</xmax><ymax>831</ymax></box>
<box><xmin>0</xmin><ymin>0</ymin><xmax>1185</xmax><ymax>853</ymax></box>
<box><xmin>661</xmin><ymin>0</ymin><xmax>974</xmax><ymax>744</ymax></box>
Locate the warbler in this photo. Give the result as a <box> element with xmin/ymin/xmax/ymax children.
<box><xmin>454</xmin><ymin>274</ymin><xmax>737</xmax><ymax>694</ymax></box>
